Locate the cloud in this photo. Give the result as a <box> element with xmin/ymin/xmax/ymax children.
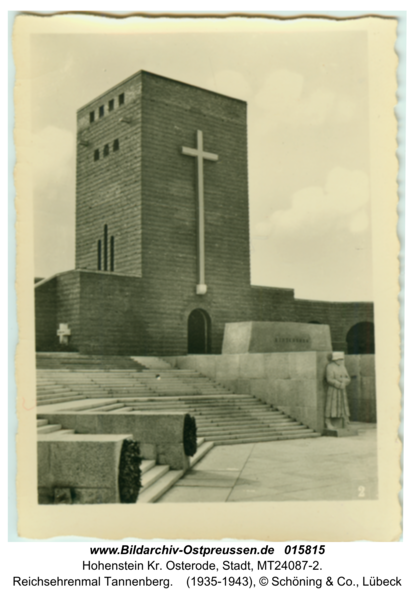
<box><xmin>252</xmin><ymin>69</ymin><xmax>357</xmax><ymax>130</ymax></box>
<box><xmin>253</xmin><ymin>167</ymin><xmax>370</xmax><ymax>239</ymax></box>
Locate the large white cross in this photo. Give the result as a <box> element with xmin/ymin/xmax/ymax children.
<box><xmin>182</xmin><ymin>130</ymin><xmax>218</xmax><ymax>295</ymax></box>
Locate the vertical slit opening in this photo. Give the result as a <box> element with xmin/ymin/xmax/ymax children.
<box><xmin>103</xmin><ymin>225</ymin><xmax>108</xmax><ymax>271</ymax></box>
<box><xmin>110</xmin><ymin>236</ymin><xmax>115</xmax><ymax>272</ymax></box>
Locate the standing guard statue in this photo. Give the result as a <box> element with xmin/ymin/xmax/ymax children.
<box><xmin>324</xmin><ymin>351</ymin><xmax>352</xmax><ymax>433</ymax></box>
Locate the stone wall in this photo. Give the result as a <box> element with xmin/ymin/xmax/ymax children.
<box><xmin>35</xmin><ymin>267</ymin><xmax>376</xmax><ymax>358</ymax></box>
<box><xmin>38</xmin><ymin>410</ymin><xmax>191</xmax><ymax>470</ymax></box>
<box><xmin>38</xmin><ymin>433</ymin><xmax>132</xmax><ymax>504</ymax></box>
<box><xmin>35</xmin><ymin>270</ymin><xmax>145</xmax><ymax>355</ymax></box>
<box><xmin>344</xmin><ymin>355</ymin><xmax>376</xmax><ymax>422</ymax></box>
<box><xmin>35</xmin><ymin>276</ymin><xmax>57</xmax><ymax>351</ymax></box>
<box><xmin>78</xmin><ymin>270</ymin><xmax>144</xmax><ymax>355</ymax></box>
<box><xmin>165</xmin><ymin>352</ymin><xmax>332</xmax><ymax>433</ymax></box>
<box><xmin>294</xmin><ymin>299</ymin><xmax>374</xmax><ymax>352</ymax></box>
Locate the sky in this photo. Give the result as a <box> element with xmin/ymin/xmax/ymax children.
<box><xmin>30</xmin><ymin>25</ymin><xmax>373</xmax><ymax>301</ymax></box>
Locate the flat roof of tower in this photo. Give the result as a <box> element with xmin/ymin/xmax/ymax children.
<box><xmin>77</xmin><ymin>69</ymin><xmax>247</xmax><ymax>112</ymax></box>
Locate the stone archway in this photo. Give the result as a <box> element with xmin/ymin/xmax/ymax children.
<box><xmin>346</xmin><ymin>321</ymin><xmax>375</xmax><ymax>354</ymax></box>
<box><xmin>187</xmin><ymin>309</ymin><xmax>211</xmax><ymax>354</ymax></box>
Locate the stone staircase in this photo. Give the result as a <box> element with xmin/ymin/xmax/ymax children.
<box><xmin>116</xmin><ymin>393</ymin><xmax>319</xmax><ymax>445</ymax></box>
<box><xmin>36</xmin><ymin>369</ymin><xmax>231</xmax><ymax>407</ymax></box>
<box><xmin>36</xmin><ymin>353</ymin><xmax>319</xmax><ymax>445</ymax></box>
<box><xmin>137</xmin><ymin>438</ymin><xmax>213</xmax><ymax>503</ymax></box>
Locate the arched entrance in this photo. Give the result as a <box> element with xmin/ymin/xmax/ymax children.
<box><xmin>346</xmin><ymin>322</ymin><xmax>375</xmax><ymax>354</ymax></box>
<box><xmin>188</xmin><ymin>309</ymin><xmax>211</xmax><ymax>354</ymax></box>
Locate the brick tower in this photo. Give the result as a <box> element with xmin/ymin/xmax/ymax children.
<box><xmin>74</xmin><ymin>71</ymin><xmax>256</xmax><ymax>354</ymax></box>
<box><xmin>76</xmin><ymin>71</ymin><xmax>251</xmax><ymax>283</ymax></box>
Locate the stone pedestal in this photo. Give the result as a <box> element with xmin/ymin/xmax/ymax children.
<box><xmin>222</xmin><ymin>321</ymin><xmax>332</xmax><ymax>354</ymax></box>
<box><xmin>323</xmin><ymin>418</ymin><xmax>358</xmax><ymax>437</ymax></box>
<box><xmin>323</xmin><ymin>427</ymin><xmax>358</xmax><ymax>437</ymax></box>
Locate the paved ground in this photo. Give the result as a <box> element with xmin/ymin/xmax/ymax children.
<box><xmin>158</xmin><ymin>423</ymin><xmax>377</xmax><ymax>503</ymax></box>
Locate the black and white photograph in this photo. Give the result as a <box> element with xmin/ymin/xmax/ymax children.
<box><xmin>13</xmin><ymin>14</ymin><xmax>400</xmax><ymax>541</ymax></box>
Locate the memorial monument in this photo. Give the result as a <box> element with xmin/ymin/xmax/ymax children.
<box><xmin>35</xmin><ymin>70</ymin><xmax>374</xmax><ymax>360</ymax></box>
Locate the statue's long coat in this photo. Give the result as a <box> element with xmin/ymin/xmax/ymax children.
<box><xmin>325</xmin><ymin>361</ymin><xmax>351</xmax><ymax>418</ymax></box>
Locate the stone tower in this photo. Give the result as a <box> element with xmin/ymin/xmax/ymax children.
<box><xmin>76</xmin><ymin>71</ymin><xmax>251</xmax><ymax>289</ymax></box>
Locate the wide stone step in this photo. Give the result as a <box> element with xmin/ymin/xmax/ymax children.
<box><xmin>38</xmin><ymin>394</ymin><xmax>105</xmax><ymax>404</ymax></box>
<box><xmin>141</xmin><ymin>465</ymin><xmax>170</xmax><ymax>492</ymax></box>
<box><xmin>182</xmin><ymin>400</ymin><xmax>265</xmax><ymax>408</ymax></box>
<box><xmin>37</xmin><ymin>390</ymin><xmax>79</xmax><ymax>397</ymax></box>
<box><xmin>36</xmin><ymin>382</ymin><xmax>69</xmax><ymax>387</ymax></box>
<box><xmin>137</xmin><ymin>470</ymin><xmax>185</xmax><ymax>503</ymax></box>
<box><xmin>38</xmin><ymin>398</ymin><xmax>85</xmax><ymax>407</ymax></box>
<box><xmin>53</xmin><ymin>429</ymin><xmax>76</xmax><ymax>435</ymax></box>
<box><xmin>143</xmin><ymin>368</ymin><xmax>199</xmax><ymax>373</ymax></box>
<box><xmin>137</xmin><ymin>441</ymin><xmax>215</xmax><ymax>503</ymax></box>
<box><xmin>198</xmin><ymin>424</ymin><xmax>308</xmax><ymax>436</ymax></box>
<box><xmin>198</xmin><ymin>421</ymin><xmax>307</xmax><ymax>432</ymax></box>
<box><xmin>191</xmin><ymin>408</ymin><xmax>276</xmax><ymax>416</ymax></box>
<box><xmin>194</xmin><ymin>413</ymin><xmax>288</xmax><ymax>423</ymax></box>
<box><xmin>205</xmin><ymin>432</ymin><xmax>320</xmax><ymax>444</ymax></box>
<box><xmin>120</xmin><ymin>394</ymin><xmax>244</xmax><ymax>403</ymax></box>
<box><xmin>189</xmin><ymin>441</ymin><xmax>215</xmax><ymax>468</ymax></box>
<box><xmin>37</xmin><ymin>424</ymin><xmax>62</xmax><ymax>434</ymax></box>
<box><xmin>198</xmin><ymin>426</ymin><xmax>277</xmax><ymax>436</ymax></box>
<box><xmin>190</xmin><ymin>410</ymin><xmax>261</xmax><ymax>417</ymax></box>
<box><xmin>117</xmin><ymin>405</ymin><xmax>199</xmax><ymax>412</ymax></box>
<box><xmin>194</xmin><ymin>418</ymin><xmax>290</xmax><ymax>428</ymax></box>
<box><xmin>203</xmin><ymin>424</ymin><xmax>310</xmax><ymax>436</ymax></box>
<box><xmin>37</xmin><ymin>391</ymin><xmax>85</xmax><ymax>400</ymax></box>
<box><xmin>131</xmin><ymin>357</ymin><xmax>173</xmax><ymax>370</ymax></box>
<box><xmin>37</xmin><ymin>419</ymin><xmax>49</xmax><ymax>427</ymax></box>
<box><xmin>141</xmin><ymin>460</ymin><xmax>156</xmax><ymax>474</ymax></box>
<box><xmin>87</xmin><ymin>403</ymin><xmax>126</xmax><ymax>413</ymax></box>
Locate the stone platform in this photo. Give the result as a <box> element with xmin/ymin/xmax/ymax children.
<box><xmin>158</xmin><ymin>423</ymin><xmax>377</xmax><ymax>503</ymax></box>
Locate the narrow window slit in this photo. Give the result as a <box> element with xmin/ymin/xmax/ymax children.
<box><xmin>110</xmin><ymin>236</ymin><xmax>115</xmax><ymax>272</ymax></box>
<box><xmin>103</xmin><ymin>225</ymin><xmax>108</xmax><ymax>271</ymax></box>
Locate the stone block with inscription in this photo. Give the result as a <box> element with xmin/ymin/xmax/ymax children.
<box><xmin>222</xmin><ymin>322</ymin><xmax>332</xmax><ymax>354</ymax></box>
